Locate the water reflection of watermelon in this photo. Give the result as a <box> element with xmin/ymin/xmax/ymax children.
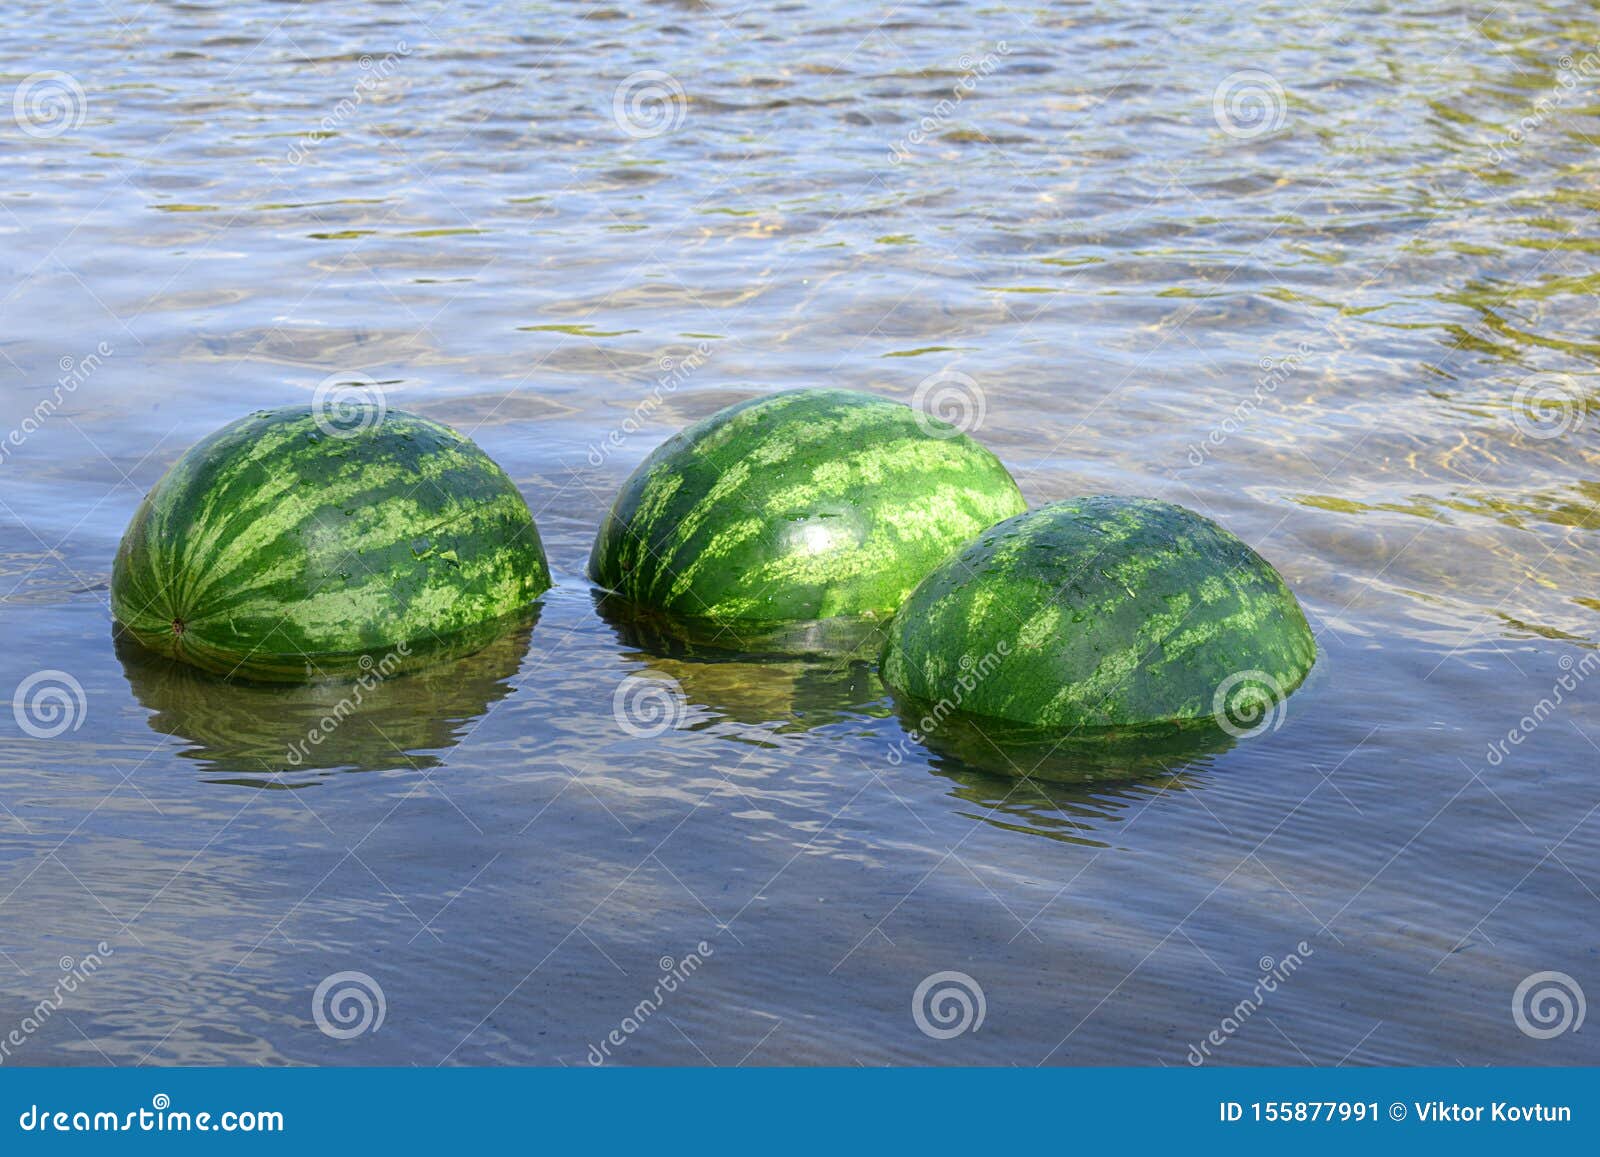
<box><xmin>116</xmin><ymin>614</ymin><xmax>535</xmax><ymax>785</ymax></box>
<box><xmin>926</xmin><ymin>753</ymin><xmax>1222</xmax><ymax>847</ymax></box>
<box><xmin>888</xmin><ymin>696</ymin><xmax>1235</xmax><ymax>785</ymax></box>
<box><xmin>596</xmin><ymin>595</ymin><xmax>887</xmax><ymax>733</ymax></box>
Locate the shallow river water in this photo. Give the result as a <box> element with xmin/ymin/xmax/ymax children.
<box><xmin>1</xmin><ymin>0</ymin><xmax>1598</xmax><ymax>1065</ymax></box>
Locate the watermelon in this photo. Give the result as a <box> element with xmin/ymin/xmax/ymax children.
<box><xmin>111</xmin><ymin>405</ymin><xmax>550</xmax><ymax>682</ymax></box>
<box><xmin>588</xmin><ymin>388</ymin><xmax>1027</xmax><ymax>628</ymax></box>
<box><xmin>880</xmin><ymin>496</ymin><xmax>1316</xmax><ymax>734</ymax></box>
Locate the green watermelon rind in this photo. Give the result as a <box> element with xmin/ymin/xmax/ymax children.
<box><xmin>588</xmin><ymin>387</ymin><xmax>1028</xmax><ymax>625</ymax></box>
<box><xmin>110</xmin><ymin>405</ymin><xmax>551</xmax><ymax>683</ymax></box>
<box><xmin>880</xmin><ymin>496</ymin><xmax>1317</xmax><ymax>733</ymax></box>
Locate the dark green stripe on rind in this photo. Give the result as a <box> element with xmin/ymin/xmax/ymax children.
<box><xmin>111</xmin><ymin>406</ymin><xmax>550</xmax><ymax>682</ymax></box>
<box><xmin>589</xmin><ymin>388</ymin><xmax>1027</xmax><ymax>622</ymax></box>
<box><xmin>879</xmin><ymin>496</ymin><xmax>1317</xmax><ymax>731</ymax></box>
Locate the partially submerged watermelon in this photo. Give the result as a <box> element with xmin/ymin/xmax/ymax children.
<box><xmin>880</xmin><ymin>496</ymin><xmax>1316</xmax><ymax>734</ymax></box>
<box><xmin>111</xmin><ymin>405</ymin><xmax>550</xmax><ymax>682</ymax></box>
<box><xmin>588</xmin><ymin>388</ymin><xmax>1026</xmax><ymax>627</ymax></box>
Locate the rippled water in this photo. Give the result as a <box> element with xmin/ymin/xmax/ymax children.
<box><xmin>2</xmin><ymin>1</ymin><xmax>1598</xmax><ymax>1066</ymax></box>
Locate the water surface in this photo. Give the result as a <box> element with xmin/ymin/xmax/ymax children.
<box><xmin>1</xmin><ymin>0</ymin><xmax>1597</xmax><ymax>1066</ymax></box>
